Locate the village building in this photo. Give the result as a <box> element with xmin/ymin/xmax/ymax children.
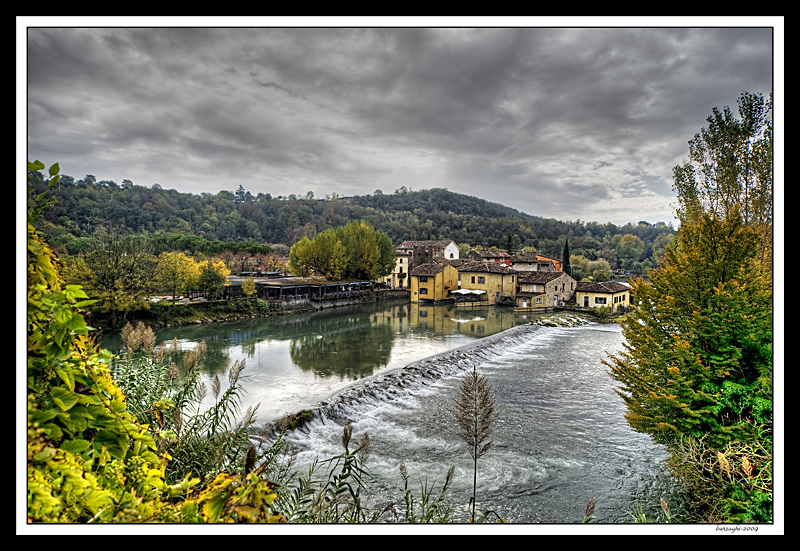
<box><xmin>535</xmin><ymin>254</ymin><xmax>563</xmax><ymax>272</ymax></box>
<box><xmin>409</xmin><ymin>262</ymin><xmax>459</xmax><ymax>303</ymax></box>
<box><xmin>384</xmin><ymin>249</ymin><xmax>412</xmax><ymax>288</ymax></box>
<box><xmin>457</xmin><ymin>260</ymin><xmax>518</xmax><ymax>305</ymax></box>
<box><xmin>510</xmin><ymin>254</ymin><xmax>558</xmax><ymax>272</ymax></box>
<box><xmin>389</xmin><ymin>240</ymin><xmax>459</xmax><ymax>288</ymax></box>
<box><xmin>574</xmin><ymin>281</ymin><xmax>631</xmax><ymax>312</ymax></box>
<box><xmin>515</xmin><ymin>271</ymin><xmax>577</xmax><ymax>310</ymax></box>
<box><xmin>471</xmin><ymin>249</ymin><xmax>513</xmax><ymax>266</ymax></box>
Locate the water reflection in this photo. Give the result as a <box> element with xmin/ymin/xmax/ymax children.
<box><xmin>289</xmin><ymin>323</ymin><xmax>395</xmax><ymax>379</ymax></box>
<box><xmin>99</xmin><ymin>300</ymin><xmax>534</xmax><ymax>423</ymax></box>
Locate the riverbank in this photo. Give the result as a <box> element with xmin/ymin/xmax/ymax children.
<box><xmin>95</xmin><ymin>289</ymin><xmax>411</xmax><ymax>332</ymax></box>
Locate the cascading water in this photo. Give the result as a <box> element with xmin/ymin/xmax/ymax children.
<box><xmin>274</xmin><ymin>320</ymin><xmax>685</xmax><ymax>524</ymax></box>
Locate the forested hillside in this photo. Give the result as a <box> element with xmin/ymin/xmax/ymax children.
<box><xmin>27</xmin><ymin>171</ymin><xmax>675</xmax><ymax>273</ymax></box>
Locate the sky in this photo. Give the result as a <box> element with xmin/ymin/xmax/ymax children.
<box><xmin>20</xmin><ymin>18</ymin><xmax>782</xmax><ymax>227</ymax></box>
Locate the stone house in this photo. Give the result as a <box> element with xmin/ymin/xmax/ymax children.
<box><xmin>515</xmin><ymin>271</ymin><xmax>577</xmax><ymax>309</ymax></box>
<box><xmin>510</xmin><ymin>254</ymin><xmax>557</xmax><ymax>272</ymax></box>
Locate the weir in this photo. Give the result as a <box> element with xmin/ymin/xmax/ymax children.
<box><xmin>265</xmin><ymin>323</ymin><xmax>545</xmax><ymax>434</ymax></box>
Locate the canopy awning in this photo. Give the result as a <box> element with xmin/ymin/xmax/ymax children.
<box><xmin>450</xmin><ymin>289</ymin><xmax>486</xmax><ymax>295</ymax></box>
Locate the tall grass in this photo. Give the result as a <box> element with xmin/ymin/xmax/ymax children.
<box><xmin>451</xmin><ymin>365</ymin><xmax>499</xmax><ymax>522</ymax></box>
<box><xmin>110</xmin><ymin>322</ymin><xmax>456</xmax><ymax>523</ymax></box>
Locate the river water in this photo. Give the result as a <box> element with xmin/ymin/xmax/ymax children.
<box><xmin>101</xmin><ymin>300</ymin><xmax>685</xmax><ymax>525</ymax></box>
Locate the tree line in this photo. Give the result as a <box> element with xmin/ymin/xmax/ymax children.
<box><xmin>27</xmin><ymin>168</ymin><xmax>676</xmax><ymax>276</ymax></box>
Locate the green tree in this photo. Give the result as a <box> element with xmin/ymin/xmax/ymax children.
<box><xmin>605</xmin><ymin>92</ymin><xmax>773</xmax><ymax>522</ymax></box>
<box><xmin>562</xmin><ymin>238</ymin><xmax>571</xmax><ymax>277</ymax></box>
<box><xmin>198</xmin><ymin>259</ymin><xmax>229</xmax><ymax>298</ymax></box>
<box><xmin>288</xmin><ymin>220</ymin><xmax>394</xmax><ymax>281</ymax></box>
<box><xmin>77</xmin><ymin>229</ymin><xmax>159</xmax><ymax>328</ymax></box>
<box><xmin>672</xmin><ymin>91</ymin><xmax>773</xmax><ymax>273</ymax></box>
<box><xmin>615</xmin><ymin>234</ymin><xmax>645</xmax><ymax>270</ymax></box>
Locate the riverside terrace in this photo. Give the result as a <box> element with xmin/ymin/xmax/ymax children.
<box><xmin>225</xmin><ymin>275</ymin><xmax>375</xmax><ymax>302</ymax></box>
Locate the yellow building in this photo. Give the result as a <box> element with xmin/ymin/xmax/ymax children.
<box><xmin>384</xmin><ymin>250</ymin><xmax>412</xmax><ymax>288</ymax></box>
<box><xmin>457</xmin><ymin>260</ymin><xmax>518</xmax><ymax>304</ymax></box>
<box><xmin>409</xmin><ymin>263</ymin><xmax>459</xmax><ymax>303</ymax></box>
<box><xmin>574</xmin><ymin>281</ymin><xmax>631</xmax><ymax>312</ymax></box>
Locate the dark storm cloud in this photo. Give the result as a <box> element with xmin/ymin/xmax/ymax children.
<box><xmin>24</xmin><ymin>23</ymin><xmax>776</xmax><ymax>225</ymax></box>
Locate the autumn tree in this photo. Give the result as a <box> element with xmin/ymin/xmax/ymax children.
<box><xmin>242</xmin><ymin>276</ymin><xmax>256</xmax><ymax>297</ymax></box>
<box><xmin>605</xmin><ymin>91</ymin><xmax>773</xmax><ymax>522</ymax></box>
<box><xmin>154</xmin><ymin>251</ymin><xmax>200</xmax><ymax>303</ymax></box>
<box><xmin>197</xmin><ymin>259</ymin><xmax>230</xmax><ymax>298</ymax></box>
<box><xmin>288</xmin><ymin>229</ymin><xmax>348</xmax><ymax>279</ymax></box>
<box><xmin>606</xmin><ymin>211</ymin><xmax>772</xmax><ymax>447</ymax></box>
<box><xmin>337</xmin><ymin>220</ymin><xmax>395</xmax><ymax>281</ymax></box>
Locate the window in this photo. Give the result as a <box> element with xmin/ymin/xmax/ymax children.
<box><xmin>471</xmin><ymin>276</ymin><xmax>475</xmax><ymax>284</ymax></box>
<box><xmin>420</xmin><ymin>288</ymin><xmax>428</xmax><ymax>295</ymax></box>
<box><xmin>419</xmin><ymin>276</ymin><xmax>428</xmax><ymax>282</ymax></box>
<box><xmin>478</xmin><ymin>276</ymin><xmax>485</xmax><ymax>284</ymax></box>
<box><xmin>594</xmin><ymin>297</ymin><xmax>607</xmax><ymax>304</ymax></box>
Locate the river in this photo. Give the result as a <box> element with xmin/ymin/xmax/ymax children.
<box><xmin>100</xmin><ymin>300</ymin><xmax>685</xmax><ymax>526</ymax></box>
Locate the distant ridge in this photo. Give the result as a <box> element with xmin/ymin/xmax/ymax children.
<box><xmin>27</xmin><ymin>168</ymin><xmax>674</xmax><ymax>266</ymax></box>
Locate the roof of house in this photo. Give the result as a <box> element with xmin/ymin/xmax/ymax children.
<box><xmin>396</xmin><ymin>240</ymin><xmax>455</xmax><ymax>250</ymax></box>
<box><xmin>479</xmin><ymin>250</ymin><xmax>511</xmax><ymax>258</ymax></box>
<box><xmin>575</xmin><ymin>281</ymin><xmax>631</xmax><ymax>294</ymax></box>
<box><xmin>410</xmin><ymin>262</ymin><xmax>450</xmax><ymax>277</ymax></box>
<box><xmin>457</xmin><ymin>260</ymin><xmax>517</xmax><ymax>274</ymax></box>
<box><xmin>517</xmin><ymin>271</ymin><xmax>570</xmax><ymax>284</ymax></box>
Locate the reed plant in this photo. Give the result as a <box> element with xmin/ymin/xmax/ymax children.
<box><xmin>273</xmin><ymin>423</ymin><xmax>388</xmax><ymax>523</ymax></box>
<box><xmin>399</xmin><ymin>463</ymin><xmax>455</xmax><ymax>523</ymax></box>
<box><xmin>112</xmin><ymin>322</ymin><xmax>270</xmax><ymax>484</ymax></box>
<box><xmin>111</xmin><ymin>322</ymin><xmax>463</xmax><ymax>524</ymax></box>
<box><xmin>451</xmin><ymin>365</ymin><xmax>499</xmax><ymax>522</ymax></box>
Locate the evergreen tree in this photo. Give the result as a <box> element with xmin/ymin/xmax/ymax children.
<box><xmin>604</xmin><ymin>91</ymin><xmax>773</xmax><ymax>522</ymax></box>
<box><xmin>605</xmin><ymin>210</ymin><xmax>772</xmax><ymax>448</ymax></box>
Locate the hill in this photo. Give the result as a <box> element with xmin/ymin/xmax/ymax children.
<box><xmin>27</xmin><ymin>170</ymin><xmax>674</xmax><ymax>269</ymax></box>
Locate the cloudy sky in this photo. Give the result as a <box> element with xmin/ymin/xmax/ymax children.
<box><xmin>21</xmin><ymin>18</ymin><xmax>781</xmax><ymax>226</ymax></box>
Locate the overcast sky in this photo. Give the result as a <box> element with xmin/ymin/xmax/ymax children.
<box><xmin>21</xmin><ymin>18</ymin><xmax>781</xmax><ymax>226</ymax></box>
